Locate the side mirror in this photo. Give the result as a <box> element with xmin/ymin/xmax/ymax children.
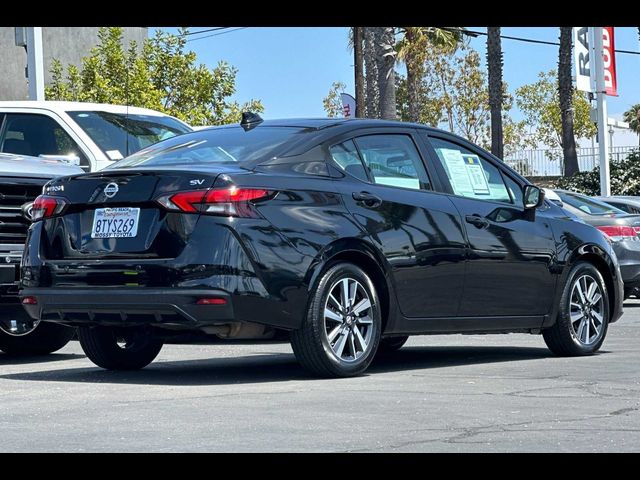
<box><xmin>39</xmin><ymin>154</ymin><xmax>81</xmax><ymax>167</ymax></box>
<box><xmin>524</xmin><ymin>185</ymin><xmax>544</xmax><ymax>209</ymax></box>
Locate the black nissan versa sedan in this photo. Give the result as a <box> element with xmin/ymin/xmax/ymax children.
<box><xmin>19</xmin><ymin>116</ymin><xmax>624</xmax><ymax>377</ymax></box>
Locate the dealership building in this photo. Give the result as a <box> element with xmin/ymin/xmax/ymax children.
<box><xmin>0</xmin><ymin>27</ymin><xmax>147</xmax><ymax>101</ymax></box>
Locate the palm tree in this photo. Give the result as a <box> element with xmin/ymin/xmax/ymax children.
<box><xmin>353</xmin><ymin>27</ymin><xmax>365</xmax><ymax>118</ymax></box>
<box><xmin>396</xmin><ymin>27</ymin><xmax>462</xmax><ymax>123</ymax></box>
<box><xmin>363</xmin><ymin>27</ymin><xmax>379</xmax><ymax>118</ymax></box>
<box><xmin>487</xmin><ymin>27</ymin><xmax>504</xmax><ymax>159</ymax></box>
<box><xmin>623</xmin><ymin>104</ymin><xmax>640</xmax><ymax>145</ymax></box>
<box><xmin>373</xmin><ymin>27</ymin><xmax>397</xmax><ymax>120</ymax></box>
<box><xmin>558</xmin><ymin>27</ymin><xmax>580</xmax><ymax>176</ymax></box>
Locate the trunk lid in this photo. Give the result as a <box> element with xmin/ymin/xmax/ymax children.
<box><xmin>41</xmin><ymin>167</ymin><xmax>242</xmax><ymax>259</ymax></box>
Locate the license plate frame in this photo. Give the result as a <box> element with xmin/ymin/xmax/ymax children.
<box><xmin>91</xmin><ymin>207</ymin><xmax>140</xmax><ymax>239</ymax></box>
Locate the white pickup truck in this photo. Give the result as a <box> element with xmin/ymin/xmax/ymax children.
<box><xmin>0</xmin><ymin>101</ymin><xmax>192</xmax><ymax>172</ymax></box>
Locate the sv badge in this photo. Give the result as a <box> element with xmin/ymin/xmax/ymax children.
<box><xmin>190</xmin><ymin>179</ymin><xmax>206</xmax><ymax>186</ymax></box>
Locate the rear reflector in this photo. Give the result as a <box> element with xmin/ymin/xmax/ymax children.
<box><xmin>596</xmin><ymin>225</ymin><xmax>639</xmax><ymax>242</ymax></box>
<box><xmin>31</xmin><ymin>195</ymin><xmax>69</xmax><ymax>221</ymax></box>
<box><xmin>196</xmin><ymin>297</ymin><xmax>228</xmax><ymax>305</ymax></box>
<box><xmin>21</xmin><ymin>296</ymin><xmax>37</xmax><ymax>305</ymax></box>
<box><xmin>156</xmin><ymin>186</ymin><xmax>274</xmax><ymax>217</ymax></box>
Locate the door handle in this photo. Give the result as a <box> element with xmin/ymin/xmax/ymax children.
<box><xmin>465</xmin><ymin>214</ymin><xmax>490</xmax><ymax>229</ymax></box>
<box><xmin>352</xmin><ymin>191</ymin><xmax>382</xmax><ymax>208</ymax></box>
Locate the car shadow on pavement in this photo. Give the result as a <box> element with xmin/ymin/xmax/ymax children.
<box><xmin>0</xmin><ymin>345</ymin><xmax>552</xmax><ymax>386</ymax></box>
<box><xmin>0</xmin><ymin>353</ymin><xmax>84</xmax><ymax>365</ymax></box>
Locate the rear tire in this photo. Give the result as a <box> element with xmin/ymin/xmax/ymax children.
<box><xmin>377</xmin><ymin>335</ymin><xmax>409</xmax><ymax>353</ymax></box>
<box><xmin>78</xmin><ymin>326</ymin><xmax>162</xmax><ymax>370</ymax></box>
<box><xmin>543</xmin><ymin>262</ymin><xmax>609</xmax><ymax>356</ymax></box>
<box><xmin>0</xmin><ymin>321</ymin><xmax>75</xmax><ymax>356</ymax></box>
<box><xmin>291</xmin><ymin>263</ymin><xmax>381</xmax><ymax>377</ymax></box>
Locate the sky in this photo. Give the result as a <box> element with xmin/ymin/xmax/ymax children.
<box><xmin>158</xmin><ymin>26</ymin><xmax>640</xmax><ymax>146</ymax></box>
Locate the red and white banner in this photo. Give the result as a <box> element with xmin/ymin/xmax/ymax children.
<box><xmin>602</xmin><ymin>27</ymin><xmax>618</xmax><ymax>96</ymax></box>
<box><xmin>340</xmin><ymin>93</ymin><xmax>356</xmax><ymax>118</ymax></box>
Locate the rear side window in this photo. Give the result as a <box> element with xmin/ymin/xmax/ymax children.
<box><xmin>428</xmin><ymin>136</ymin><xmax>512</xmax><ymax>204</ymax></box>
<box><xmin>329</xmin><ymin>140</ymin><xmax>369</xmax><ymax>182</ymax></box>
<box><xmin>113</xmin><ymin>126</ymin><xmax>307</xmax><ymax>168</ymax></box>
<box><xmin>557</xmin><ymin>192</ymin><xmax>626</xmax><ymax>215</ymax></box>
<box><xmin>353</xmin><ymin>134</ymin><xmax>431</xmax><ymax>191</ymax></box>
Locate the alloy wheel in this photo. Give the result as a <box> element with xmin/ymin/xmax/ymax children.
<box><xmin>569</xmin><ymin>274</ymin><xmax>606</xmax><ymax>346</ymax></box>
<box><xmin>323</xmin><ymin>277</ymin><xmax>374</xmax><ymax>362</ymax></box>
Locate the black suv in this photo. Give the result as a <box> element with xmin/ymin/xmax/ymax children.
<box><xmin>20</xmin><ymin>118</ymin><xmax>624</xmax><ymax>377</ymax></box>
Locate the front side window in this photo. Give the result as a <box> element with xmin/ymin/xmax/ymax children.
<box><xmin>0</xmin><ymin>113</ymin><xmax>89</xmax><ymax>167</ymax></box>
<box><xmin>353</xmin><ymin>134</ymin><xmax>430</xmax><ymax>191</ymax></box>
<box><xmin>428</xmin><ymin>136</ymin><xmax>512</xmax><ymax>204</ymax></box>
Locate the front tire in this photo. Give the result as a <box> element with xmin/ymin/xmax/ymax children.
<box><xmin>291</xmin><ymin>263</ymin><xmax>382</xmax><ymax>377</ymax></box>
<box><xmin>78</xmin><ymin>326</ymin><xmax>163</xmax><ymax>370</ymax></box>
<box><xmin>543</xmin><ymin>262</ymin><xmax>609</xmax><ymax>356</ymax></box>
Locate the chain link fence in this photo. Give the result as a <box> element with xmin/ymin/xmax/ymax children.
<box><xmin>504</xmin><ymin>146</ymin><xmax>638</xmax><ymax>177</ymax></box>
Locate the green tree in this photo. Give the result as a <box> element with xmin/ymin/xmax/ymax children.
<box><xmin>396</xmin><ymin>27</ymin><xmax>462</xmax><ymax>122</ymax></box>
<box><xmin>397</xmin><ymin>44</ymin><xmax>526</xmax><ymax>156</ymax></box>
<box><xmin>558</xmin><ymin>27</ymin><xmax>580</xmax><ymax>176</ymax></box>
<box><xmin>46</xmin><ymin>27</ymin><xmax>263</xmax><ymax>126</ymax></box>
<box><xmin>623</xmin><ymin>104</ymin><xmax>640</xmax><ymax>145</ymax></box>
<box><xmin>449</xmin><ymin>48</ymin><xmax>526</xmax><ymax>156</ymax></box>
<box><xmin>322</xmin><ymin>81</ymin><xmax>347</xmax><ymax>117</ymax></box>
<box><xmin>515</xmin><ymin>70</ymin><xmax>596</xmax><ymax>151</ymax></box>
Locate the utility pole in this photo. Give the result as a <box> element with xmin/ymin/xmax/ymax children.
<box><xmin>353</xmin><ymin>27</ymin><xmax>365</xmax><ymax>118</ymax></box>
<box><xmin>592</xmin><ymin>27</ymin><xmax>611</xmax><ymax>196</ymax></box>
<box><xmin>26</xmin><ymin>27</ymin><xmax>45</xmax><ymax>101</ymax></box>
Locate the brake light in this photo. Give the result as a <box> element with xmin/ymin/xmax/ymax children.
<box><xmin>31</xmin><ymin>195</ymin><xmax>68</xmax><ymax>221</ymax></box>
<box><xmin>196</xmin><ymin>297</ymin><xmax>228</xmax><ymax>305</ymax></box>
<box><xmin>596</xmin><ymin>225</ymin><xmax>639</xmax><ymax>242</ymax></box>
<box><xmin>156</xmin><ymin>186</ymin><xmax>274</xmax><ymax>217</ymax></box>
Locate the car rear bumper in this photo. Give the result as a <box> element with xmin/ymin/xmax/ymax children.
<box><xmin>20</xmin><ymin>287</ymin><xmax>235</xmax><ymax>328</ymax></box>
<box><xmin>613</xmin><ymin>240</ymin><xmax>640</xmax><ymax>288</ymax></box>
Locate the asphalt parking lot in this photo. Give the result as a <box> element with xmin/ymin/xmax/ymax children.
<box><xmin>1</xmin><ymin>301</ymin><xmax>639</xmax><ymax>452</ymax></box>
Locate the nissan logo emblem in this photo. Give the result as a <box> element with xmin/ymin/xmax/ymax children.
<box><xmin>21</xmin><ymin>202</ymin><xmax>35</xmax><ymax>222</ymax></box>
<box><xmin>104</xmin><ymin>183</ymin><xmax>119</xmax><ymax>199</ymax></box>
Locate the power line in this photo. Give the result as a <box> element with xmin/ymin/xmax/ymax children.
<box><xmin>186</xmin><ymin>27</ymin><xmax>248</xmax><ymax>43</ymax></box>
<box><xmin>442</xmin><ymin>27</ymin><xmax>640</xmax><ymax>56</ymax></box>
<box><xmin>180</xmin><ymin>27</ymin><xmax>230</xmax><ymax>37</ymax></box>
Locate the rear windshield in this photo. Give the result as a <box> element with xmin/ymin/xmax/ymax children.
<box><xmin>557</xmin><ymin>191</ymin><xmax>627</xmax><ymax>216</ymax></box>
<box><xmin>67</xmin><ymin>111</ymin><xmax>191</xmax><ymax>159</ymax></box>
<box><xmin>111</xmin><ymin>126</ymin><xmax>305</xmax><ymax>169</ymax></box>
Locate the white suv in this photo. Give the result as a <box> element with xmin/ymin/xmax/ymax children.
<box><xmin>0</xmin><ymin>101</ymin><xmax>192</xmax><ymax>171</ymax></box>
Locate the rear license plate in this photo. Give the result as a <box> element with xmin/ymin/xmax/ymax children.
<box><xmin>91</xmin><ymin>208</ymin><xmax>140</xmax><ymax>239</ymax></box>
<box><xmin>0</xmin><ymin>265</ymin><xmax>16</xmax><ymax>284</ymax></box>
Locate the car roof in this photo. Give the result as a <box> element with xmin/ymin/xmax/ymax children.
<box><xmin>597</xmin><ymin>196</ymin><xmax>640</xmax><ymax>202</ymax></box>
<box><xmin>0</xmin><ymin>101</ymin><xmax>174</xmax><ymax>117</ymax></box>
<box><xmin>206</xmin><ymin>117</ymin><xmax>444</xmax><ymax>132</ymax></box>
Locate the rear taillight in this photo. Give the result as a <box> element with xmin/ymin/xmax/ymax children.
<box><xmin>156</xmin><ymin>186</ymin><xmax>274</xmax><ymax>217</ymax></box>
<box><xmin>596</xmin><ymin>225</ymin><xmax>639</xmax><ymax>242</ymax></box>
<box><xmin>31</xmin><ymin>195</ymin><xmax>69</xmax><ymax>221</ymax></box>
